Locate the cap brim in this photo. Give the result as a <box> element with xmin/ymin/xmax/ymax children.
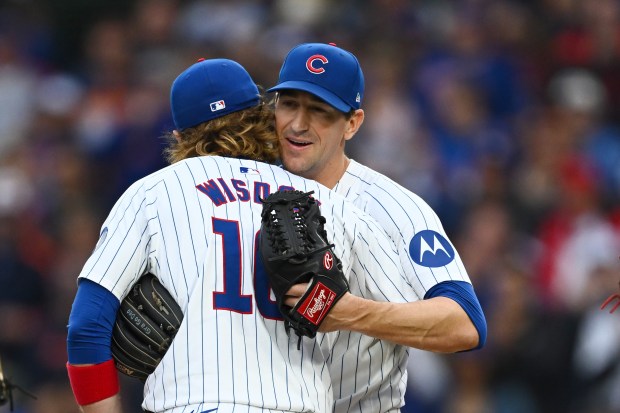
<box><xmin>267</xmin><ymin>80</ymin><xmax>352</xmax><ymax>112</ymax></box>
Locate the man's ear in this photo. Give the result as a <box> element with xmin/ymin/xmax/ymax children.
<box><xmin>173</xmin><ymin>130</ymin><xmax>182</xmax><ymax>142</ymax></box>
<box><xmin>344</xmin><ymin>109</ymin><xmax>365</xmax><ymax>141</ymax></box>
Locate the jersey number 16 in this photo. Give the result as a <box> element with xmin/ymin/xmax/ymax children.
<box><xmin>212</xmin><ymin>217</ymin><xmax>282</xmax><ymax>320</ymax></box>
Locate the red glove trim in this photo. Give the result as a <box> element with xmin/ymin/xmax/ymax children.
<box><xmin>66</xmin><ymin>359</ymin><xmax>119</xmax><ymax>405</ymax></box>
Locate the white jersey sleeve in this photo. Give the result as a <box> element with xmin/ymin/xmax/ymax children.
<box><xmin>326</xmin><ymin>159</ymin><xmax>474</xmax><ymax>413</ymax></box>
<box><xmin>336</xmin><ymin>160</ymin><xmax>471</xmax><ymax>295</ymax></box>
<box><xmin>77</xmin><ymin>156</ymin><xmax>407</xmax><ymax>413</ymax></box>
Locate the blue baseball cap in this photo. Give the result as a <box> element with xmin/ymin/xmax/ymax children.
<box><xmin>171</xmin><ymin>58</ymin><xmax>260</xmax><ymax>130</ymax></box>
<box><xmin>268</xmin><ymin>43</ymin><xmax>364</xmax><ymax>113</ymax></box>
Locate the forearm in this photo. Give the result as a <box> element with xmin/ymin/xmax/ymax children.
<box><xmin>67</xmin><ymin>281</ymin><xmax>122</xmax><ymax>409</ymax></box>
<box><xmin>325</xmin><ymin>293</ymin><xmax>479</xmax><ymax>352</ymax></box>
<box><xmin>80</xmin><ymin>394</ymin><xmax>123</xmax><ymax>413</ymax></box>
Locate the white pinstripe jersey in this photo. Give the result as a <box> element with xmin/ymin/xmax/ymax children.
<box><xmin>327</xmin><ymin>160</ymin><xmax>472</xmax><ymax>413</ymax></box>
<box><xmin>78</xmin><ymin>156</ymin><xmax>409</xmax><ymax>413</ymax></box>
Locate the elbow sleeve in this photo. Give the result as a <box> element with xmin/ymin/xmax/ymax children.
<box><xmin>425</xmin><ymin>280</ymin><xmax>487</xmax><ymax>350</ymax></box>
<box><xmin>67</xmin><ymin>279</ymin><xmax>120</xmax><ymax>364</ymax></box>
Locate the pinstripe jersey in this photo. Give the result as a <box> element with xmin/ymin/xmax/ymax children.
<box><xmin>328</xmin><ymin>159</ymin><xmax>472</xmax><ymax>413</ymax></box>
<box><xmin>78</xmin><ymin>156</ymin><xmax>409</xmax><ymax>413</ymax></box>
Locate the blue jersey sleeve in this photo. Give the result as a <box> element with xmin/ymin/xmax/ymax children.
<box><xmin>67</xmin><ymin>279</ymin><xmax>120</xmax><ymax>364</ymax></box>
<box><xmin>425</xmin><ymin>280</ymin><xmax>487</xmax><ymax>350</ymax></box>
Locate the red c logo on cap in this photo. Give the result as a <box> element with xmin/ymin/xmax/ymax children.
<box><xmin>306</xmin><ymin>54</ymin><xmax>328</xmax><ymax>74</ymax></box>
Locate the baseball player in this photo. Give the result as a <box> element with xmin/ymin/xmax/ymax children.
<box><xmin>65</xmin><ymin>58</ymin><xmax>411</xmax><ymax>413</ymax></box>
<box><xmin>268</xmin><ymin>43</ymin><xmax>487</xmax><ymax>412</ymax></box>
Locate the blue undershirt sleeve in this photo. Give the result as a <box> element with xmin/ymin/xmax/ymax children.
<box><xmin>424</xmin><ymin>280</ymin><xmax>487</xmax><ymax>350</ymax></box>
<box><xmin>67</xmin><ymin>278</ymin><xmax>120</xmax><ymax>364</ymax></box>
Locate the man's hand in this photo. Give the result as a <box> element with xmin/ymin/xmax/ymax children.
<box><xmin>283</xmin><ymin>283</ymin><xmax>308</xmax><ymax>307</ymax></box>
<box><xmin>286</xmin><ymin>284</ymin><xmax>480</xmax><ymax>352</ymax></box>
<box><xmin>284</xmin><ymin>284</ymin><xmax>360</xmax><ymax>332</ymax></box>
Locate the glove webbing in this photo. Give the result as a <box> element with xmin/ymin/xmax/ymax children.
<box><xmin>263</xmin><ymin>190</ymin><xmax>334</xmax><ymax>262</ymax></box>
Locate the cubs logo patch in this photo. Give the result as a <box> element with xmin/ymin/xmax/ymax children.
<box><xmin>409</xmin><ymin>230</ymin><xmax>454</xmax><ymax>267</ymax></box>
<box><xmin>306</xmin><ymin>54</ymin><xmax>328</xmax><ymax>74</ymax></box>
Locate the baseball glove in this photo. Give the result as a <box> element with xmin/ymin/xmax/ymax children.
<box><xmin>111</xmin><ymin>273</ymin><xmax>183</xmax><ymax>381</ymax></box>
<box><xmin>259</xmin><ymin>190</ymin><xmax>349</xmax><ymax>345</ymax></box>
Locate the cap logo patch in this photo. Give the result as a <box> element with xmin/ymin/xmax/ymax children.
<box><xmin>306</xmin><ymin>54</ymin><xmax>328</xmax><ymax>74</ymax></box>
<box><xmin>210</xmin><ymin>100</ymin><xmax>226</xmax><ymax>112</ymax></box>
<box><xmin>356</xmin><ymin>93</ymin><xmax>361</xmax><ymax>103</ymax></box>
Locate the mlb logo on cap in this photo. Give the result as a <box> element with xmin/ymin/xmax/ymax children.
<box><xmin>210</xmin><ymin>100</ymin><xmax>226</xmax><ymax>112</ymax></box>
<box><xmin>268</xmin><ymin>43</ymin><xmax>365</xmax><ymax>113</ymax></box>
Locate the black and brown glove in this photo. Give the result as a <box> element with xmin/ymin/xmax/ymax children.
<box><xmin>111</xmin><ymin>274</ymin><xmax>183</xmax><ymax>381</ymax></box>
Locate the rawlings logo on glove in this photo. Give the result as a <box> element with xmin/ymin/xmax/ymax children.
<box><xmin>298</xmin><ymin>281</ymin><xmax>337</xmax><ymax>325</ymax></box>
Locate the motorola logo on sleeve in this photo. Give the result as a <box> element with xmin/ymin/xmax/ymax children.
<box><xmin>409</xmin><ymin>230</ymin><xmax>455</xmax><ymax>267</ymax></box>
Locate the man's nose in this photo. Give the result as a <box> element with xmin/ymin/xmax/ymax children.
<box><xmin>290</xmin><ymin>108</ymin><xmax>310</xmax><ymax>132</ymax></box>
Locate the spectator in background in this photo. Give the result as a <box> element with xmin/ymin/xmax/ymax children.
<box><xmin>406</xmin><ymin>4</ymin><xmax>527</xmax><ymax>233</ymax></box>
<box><xmin>535</xmin><ymin>155</ymin><xmax>620</xmax><ymax>312</ymax></box>
<box><xmin>549</xmin><ymin>0</ymin><xmax>620</xmax><ymax>123</ymax></box>
<box><xmin>350</xmin><ymin>46</ymin><xmax>435</xmax><ymax>199</ymax></box>
<box><xmin>415</xmin><ymin>72</ymin><xmax>515</xmax><ymax>234</ymax></box>
<box><xmin>0</xmin><ymin>166</ymin><xmax>47</xmax><ymax>390</ymax></box>
<box><xmin>526</xmin><ymin>68</ymin><xmax>620</xmax><ymax>313</ymax></box>
<box><xmin>547</xmin><ymin>68</ymin><xmax>620</xmax><ymax>208</ymax></box>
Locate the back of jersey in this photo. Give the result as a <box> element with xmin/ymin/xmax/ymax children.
<box><xmin>79</xmin><ymin>155</ymin><xmax>408</xmax><ymax>413</ymax></box>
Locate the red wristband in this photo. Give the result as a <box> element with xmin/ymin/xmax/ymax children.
<box><xmin>66</xmin><ymin>359</ymin><xmax>120</xmax><ymax>405</ymax></box>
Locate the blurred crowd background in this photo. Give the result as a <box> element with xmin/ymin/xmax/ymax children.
<box><xmin>0</xmin><ymin>0</ymin><xmax>619</xmax><ymax>412</ymax></box>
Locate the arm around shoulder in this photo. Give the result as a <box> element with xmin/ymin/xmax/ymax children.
<box><xmin>320</xmin><ymin>280</ymin><xmax>486</xmax><ymax>353</ymax></box>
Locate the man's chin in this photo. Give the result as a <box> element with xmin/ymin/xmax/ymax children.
<box><xmin>282</xmin><ymin>159</ymin><xmax>312</xmax><ymax>179</ymax></box>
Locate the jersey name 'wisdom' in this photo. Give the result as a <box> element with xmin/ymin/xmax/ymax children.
<box><xmin>196</xmin><ymin>178</ymin><xmax>297</xmax><ymax>206</ymax></box>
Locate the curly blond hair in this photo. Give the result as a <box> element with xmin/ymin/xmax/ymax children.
<box><xmin>164</xmin><ymin>100</ymin><xmax>279</xmax><ymax>164</ymax></box>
